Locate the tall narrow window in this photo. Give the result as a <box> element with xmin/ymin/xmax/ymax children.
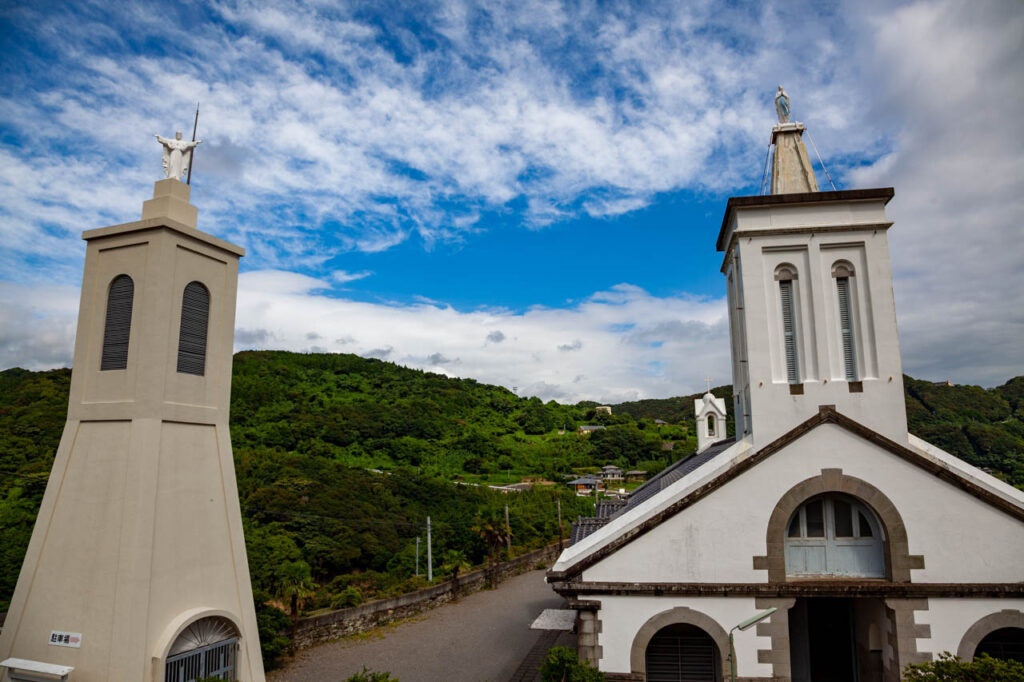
<box><xmin>776</xmin><ymin>267</ymin><xmax>799</xmax><ymax>384</ymax></box>
<box><xmin>177</xmin><ymin>281</ymin><xmax>210</xmax><ymax>375</ymax></box>
<box><xmin>836</xmin><ymin>277</ymin><xmax>856</xmax><ymax>380</ymax></box>
<box><xmin>100</xmin><ymin>274</ymin><xmax>134</xmax><ymax>370</ymax></box>
<box><xmin>832</xmin><ymin>261</ymin><xmax>858</xmax><ymax>382</ymax></box>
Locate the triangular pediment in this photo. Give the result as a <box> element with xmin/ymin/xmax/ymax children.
<box><xmin>548</xmin><ymin>405</ymin><xmax>1024</xmax><ymax>580</ymax></box>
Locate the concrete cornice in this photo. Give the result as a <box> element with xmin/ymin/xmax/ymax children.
<box><xmin>549</xmin><ymin>581</ymin><xmax>1024</xmax><ymax>599</ymax></box>
<box><xmin>716</xmin><ymin>188</ymin><xmax>896</xmax><ymax>252</ymax></box>
<box><xmin>82</xmin><ymin>219</ymin><xmax>245</xmax><ymax>257</ymax></box>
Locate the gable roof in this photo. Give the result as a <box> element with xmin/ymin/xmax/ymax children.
<box><xmin>548</xmin><ymin>405</ymin><xmax>1024</xmax><ymax>580</ymax></box>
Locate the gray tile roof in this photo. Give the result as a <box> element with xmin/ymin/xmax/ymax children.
<box><xmin>567</xmin><ymin>439</ymin><xmax>734</xmax><ymax>546</ymax></box>
<box><xmin>623</xmin><ymin>440</ymin><xmax>733</xmax><ymax>511</ymax></box>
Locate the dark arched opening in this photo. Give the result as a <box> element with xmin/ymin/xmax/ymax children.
<box><xmin>645</xmin><ymin>622</ymin><xmax>720</xmax><ymax>682</ymax></box>
<box><xmin>976</xmin><ymin>627</ymin><xmax>1024</xmax><ymax>662</ymax></box>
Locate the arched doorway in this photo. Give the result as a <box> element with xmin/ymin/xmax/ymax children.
<box><xmin>164</xmin><ymin>616</ymin><xmax>239</xmax><ymax>681</ymax></box>
<box><xmin>645</xmin><ymin>623</ymin><xmax>720</xmax><ymax>682</ymax></box>
<box><xmin>976</xmin><ymin>627</ymin><xmax>1024</xmax><ymax>662</ymax></box>
<box><xmin>784</xmin><ymin>493</ymin><xmax>884</xmax><ymax>578</ymax></box>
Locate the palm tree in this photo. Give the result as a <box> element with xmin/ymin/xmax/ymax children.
<box><xmin>472</xmin><ymin>508</ymin><xmax>512</xmax><ymax>588</ymax></box>
<box><xmin>275</xmin><ymin>560</ymin><xmax>317</xmax><ymax>652</ymax></box>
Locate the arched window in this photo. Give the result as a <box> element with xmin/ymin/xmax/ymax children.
<box><xmin>165</xmin><ymin>616</ymin><xmax>238</xmax><ymax>681</ymax></box>
<box><xmin>706</xmin><ymin>415</ymin><xmax>716</xmax><ymax>437</ymax></box>
<box><xmin>785</xmin><ymin>494</ymin><xmax>884</xmax><ymax>578</ymax></box>
<box><xmin>100</xmin><ymin>274</ymin><xmax>134</xmax><ymax>371</ymax></box>
<box><xmin>832</xmin><ymin>261</ymin><xmax>857</xmax><ymax>381</ymax></box>
<box><xmin>177</xmin><ymin>281</ymin><xmax>210</xmax><ymax>376</ymax></box>
<box><xmin>645</xmin><ymin>623</ymin><xmax>720</xmax><ymax>682</ymax></box>
<box><xmin>774</xmin><ymin>264</ymin><xmax>799</xmax><ymax>384</ymax></box>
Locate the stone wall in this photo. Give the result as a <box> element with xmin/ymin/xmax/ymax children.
<box><xmin>291</xmin><ymin>542</ymin><xmax>563</xmax><ymax>650</ymax></box>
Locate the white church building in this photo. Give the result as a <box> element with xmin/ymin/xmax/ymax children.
<box><xmin>548</xmin><ymin>98</ymin><xmax>1024</xmax><ymax>681</ymax></box>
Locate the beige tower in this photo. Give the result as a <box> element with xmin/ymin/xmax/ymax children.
<box><xmin>0</xmin><ymin>180</ymin><xmax>265</xmax><ymax>682</ymax></box>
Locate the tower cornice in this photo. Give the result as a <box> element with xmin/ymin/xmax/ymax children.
<box><xmin>716</xmin><ymin>187</ymin><xmax>895</xmax><ymax>252</ymax></box>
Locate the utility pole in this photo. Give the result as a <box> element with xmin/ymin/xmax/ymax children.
<box><xmin>505</xmin><ymin>504</ymin><xmax>512</xmax><ymax>551</ymax></box>
<box><xmin>426</xmin><ymin>516</ymin><xmax>433</xmax><ymax>582</ymax></box>
<box><xmin>415</xmin><ymin>536</ymin><xmax>420</xmax><ymax>577</ymax></box>
<box><xmin>557</xmin><ymin>499</ymin><xmax>563</xmax><ymax>550</ymax></box>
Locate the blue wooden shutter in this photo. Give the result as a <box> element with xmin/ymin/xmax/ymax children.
<box><xmin>177</xmin><ymin>282</ymin><xmax>210</xmax><ymax>375</ymax></box>
<box><xmin>100</xmin><ymin>275</ymin><xmax>134</xmax><ymax>370</ymax></box>
<box><xmin>836</xmin><ymin>277</ymin><xmax>857</xmax><ymax>380</ymax></box>
<box><xmin>779</xmin><ymin>279</ymin><xmax>799</xmax><ymax>383</ymax></box>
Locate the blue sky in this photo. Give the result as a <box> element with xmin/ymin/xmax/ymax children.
<box><xmin>1</xmin><ymin>0</ymin><xmax>1021</xmax><ymax>402</ymax></box>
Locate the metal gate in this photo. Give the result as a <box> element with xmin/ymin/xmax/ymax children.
<box><xmin>164</xmin><ymin>637</ymin><xmax>237</xmax><ymax>682</ymax></box>
<box><xmin>645</xmin><ymin>623</ymin><xmax>719</xmax><ymax>682</ymax></box>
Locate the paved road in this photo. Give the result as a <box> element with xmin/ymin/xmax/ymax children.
<box><xmin>268</xmin><ymin>569</ymin><xmax>570</xmax><ymax>682</ymax></box>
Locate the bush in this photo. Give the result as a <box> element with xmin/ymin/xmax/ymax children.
<box><xmin>330</xmin><ymin>586</ymin><xmax>364</xmax><ymax>609</ymax></box>
<box><xmin>344</xmin><ymin>668</ymin><xmax>398</xmax><ymax>682</ymax></box>
<box><xmin>540</xmin><ymin>646</ymin><xmax>604</xmax><ymax>682</ymax></box>
<box><xmin>904</xmin><ymin>652</ymin><xmax>1024</xmax><ymax>680</ymax></box>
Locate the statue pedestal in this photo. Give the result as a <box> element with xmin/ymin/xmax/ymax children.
<box><xmin>142</xmin><ymin>179</ymin><xmax>198</xmax><ymax>228</ymax></box>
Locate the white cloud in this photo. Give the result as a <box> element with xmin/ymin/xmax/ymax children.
<box><xmin>845</xmin><ymin>0</ymin><xmax>1024</xmax><ymax>386</ymax></box>
<box><xmin>0</xmin><ymin>0</ymin><xmax>1020</xmax><ymax>393</ymax></box>
<box><xmin>233</xmin><ymin>271</ymin><xmax>729</xmax><ymax>403</ymax></box>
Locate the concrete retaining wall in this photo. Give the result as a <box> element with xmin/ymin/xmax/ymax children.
<box><xmin>291</xmin><ymin>542</ymin><xmax>563</xmax><ymax>649</ymax></box>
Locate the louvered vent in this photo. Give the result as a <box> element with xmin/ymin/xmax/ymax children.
<box><xmin>836</xmin><ymin>276</ymin><xmax>857</xmax><ymax>381</ymax></box>
<box><xmin>100</xmin><ymin>274</ymin><xmax>134</xmax><ymax>370</ymax></box>
<box><xmin>644</xmin><ymin>623</ymin><xmax>719</xmax><ymax>681</ymax></box>
<box><xmin>177</xmin><ymin>281</ymin><xmax>210</xmax><ymax>375</ymax></box>
<box><xmin>779</xmin><ymin>279</ymin><xmax>799</xmax><ymax>383</ymax></box>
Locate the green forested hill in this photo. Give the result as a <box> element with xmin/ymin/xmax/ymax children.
<box><xmin>1</xmin><ymin>354</ymin><xmax>1022</xmax><ymax>651</ymax></box>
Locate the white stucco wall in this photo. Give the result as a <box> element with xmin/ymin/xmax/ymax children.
<box><xmin>592</xmin><ymin>595</ymin><xmax>773</xmax><ymax>677</ymax></box>
<box><xmin>918</xmin><ymin>599</ymin><xmax>1024</xmax><ymax>658</ymax></box>
<box><xmin>580</xmin><ymin>424</ymin><xmax>1024</xmax><ymax>584</ymax></box>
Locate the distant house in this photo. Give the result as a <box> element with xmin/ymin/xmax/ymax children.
<box><xmin>577</xmin><ymin>425</ymin><xmax>605</xmax><ymax>435</ymax></box>
<box><xmin>567</xmin><ymin>476</ymin><xmax>603</xmax><ymax>496</ymax></box>
<box><xmin>654</xmin><ymin>419</ymin><xmax>668</xmax><ymax>426</ymax></box>
<box><xmin>600</xmin><ymin>465</ymin><xmax>623</xmax><ymax>481</ymax></box>
<box><xmin>595</xmin><ymin>405</ymin><xmax>612</xmax><ymax>415</ymax></box>
<box><xmin>625</xmin><ymin>470</ymin><xmax>648</xmax><ymax>481</ymax></box>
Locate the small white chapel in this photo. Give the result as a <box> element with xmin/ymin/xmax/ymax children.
<box><xmin>548</xmin><ymin>90</ymin><xmax>1024</xmax><ymax>681</ymax></box>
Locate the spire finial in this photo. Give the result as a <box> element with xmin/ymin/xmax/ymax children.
<box><xmin>705</xmin><ymin>376</ymin><xmax>712</xmax><ymax>394</ymax></box>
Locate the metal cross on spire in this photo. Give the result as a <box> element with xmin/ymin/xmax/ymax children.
<box><xmin>705</xmin><ymin>376</ymin><xmax>712</xmax><ymax>394</ymax></box>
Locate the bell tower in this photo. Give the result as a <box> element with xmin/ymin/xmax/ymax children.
<box><xmin>718</xmin><ymin>90</ymin><xmax>907</xmax><ymax>450</ymax></box>
<box><xmin>0</xmin><ymin>177</ymin><xmax>265</xmax><ymax>681</ymax></box>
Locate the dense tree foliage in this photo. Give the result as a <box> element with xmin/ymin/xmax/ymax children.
<box><xmin>1</xmin><ymin>354</ymin><xmax>1021</xmax><ymax>627</ymax></box>
<box><xmin>904</xmin><ymin>375</ymin><xmax>1024</xmax><ymax>488</ymax></box>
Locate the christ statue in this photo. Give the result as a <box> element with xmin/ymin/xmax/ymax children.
<box><xmin>154</xmin><ymin>131</ymin><xmax>202</xmax><ymax>180</ymax></box>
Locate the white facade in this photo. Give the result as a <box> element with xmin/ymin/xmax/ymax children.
<box><xmin>548</xmin><ymin>122</ymin><xmax>1024</xmax><ymax>681</ymax></box>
